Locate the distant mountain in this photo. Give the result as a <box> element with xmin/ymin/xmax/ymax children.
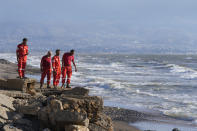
<box><xmin>0</xmin><ymin>22</ymin><xmax>197</xmax><ymax>54</ymax></box>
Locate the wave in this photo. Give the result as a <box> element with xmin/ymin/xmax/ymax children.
<box><xmin>168</xmin><ymin>64</ymin><xmax>197</xmax><ymax>79</ymax></box>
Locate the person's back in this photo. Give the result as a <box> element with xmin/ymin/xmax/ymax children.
<box><xmin>41</xmin><ymin>55</ymin><xmax>51</xmax><ymax>70</ymax></box>
<box><xmin>40</xmin><ymin>51</ymin><xmax>52</xmax><ymax>89</ymax></box>
<box><xmin>62</xmin><ymin>52</ymin><xmax>74</xmax><ymax>67</ymax></box>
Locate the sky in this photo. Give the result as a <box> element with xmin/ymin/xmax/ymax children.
<box><xmin>0</xmin><ymin>0</ymin><xmax>197</xmax><ymax>24</ymax></box>
<box><xmin>0</xmin><ymin>0</ymin><xmax>197</xmax><ymax>53</ymax></box>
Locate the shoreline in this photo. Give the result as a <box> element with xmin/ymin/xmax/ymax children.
<box><xmin>0</xmin><ymin>59</ymin><xmax>197</xmax><ymax>131</ymax></box>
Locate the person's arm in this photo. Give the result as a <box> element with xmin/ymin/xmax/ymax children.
<box><xmin>40</xmin><ymin>58</ymin><xmax>43</xmax><ymax>72</ymax></box>
<box><xmin>16</xmin><ymin>46</ymin><xmax>19</xmax><ymax>62</ymax></box>
<box><xmin>72</xmin><ymin>57</ymin><xmax>77</xmax><ymax>72</ymax></box>
<box><xmin>62</xmin><ymin>55</ymin><xmax>65</xmax><ymax>68</ymax></box>
<box><xmin>52</xmin><ymin>57</ymin><xmax>56</xmax><ymax>73</ymax></box>
<box><xmin>26</xmin><ymin>46</ymin><xmax>29</xmax><ymax>56</ymax></box>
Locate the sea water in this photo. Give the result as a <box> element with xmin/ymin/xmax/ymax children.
<box><xmin>1</xmin><ymin>53</ymin><xmax>197</xmax><ymax>127</ymax></box>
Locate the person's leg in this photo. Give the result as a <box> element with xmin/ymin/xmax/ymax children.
<box><xmin>53</xmin><ymin>71</ymin><xmax>57</xmax><ymax>87</ymax></box>
<box><xmin>66</xmin><ymin>66</ymin><xmax>72</xmax><ymax>88</ymax></box>
<box><xmin>56</xmin><ymin>71</ymin><xmax>61</xmax><ymax>87</ymax></box>
<box><xmin>22</xmin><ymin>61</ymin><xmax>26</xmax><ymax>78</ymax></box>
<box><xmin>47</xmin><ymin>70</ymin><xmax>52</xmax><ymax>88</ymax></box>
<box><xmin>18</xmin><ymin>58</ymin><xmax>23</xmax><ymax>78</ymax></box>
<box><xmin>40</xmin><ymin>70</ymin><xmax>47</xmax><ymax>88</ymax></box>
<box><xmin>61</xmin><ymin>67</ymin><xmax>67</xmax><ymax>88</ymax></box>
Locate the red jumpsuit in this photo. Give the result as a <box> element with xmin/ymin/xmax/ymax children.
<box><xmin>16</xmin><ymin>44</ymin><xmax>28</xmax><ymax>78</ymax></box>
<box><xmin>62</xmin><ymin>53</ymin><xmax>74</xmax><ymax>85</ymax></box>
<box><xmin>52</xmin><ymin>55</ymin><xmax>61</xmax><ymax>86</ymax></box>
<box><xmin>40</xmin><ymin>55</ymin><xmax>52</xmax><ymax>85</ymax></box>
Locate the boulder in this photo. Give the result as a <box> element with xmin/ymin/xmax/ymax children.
<box><xmin>49</xmin><ymin>110</ymin><xmax>89</xmax><ymax>126</ymax></box>
<box><xmin>13</xmin><ymin>98</ymin><xmax>43</xmax><ymax>116</ymax></box>
<box><xmin>65</xmin><ymin>125</ymin><xmax>89</xmax><ymax>131</ymax></box>
<box><xmin>7</xmin><ymin>78</ymin><xmax>36</xmax><ymax>92</ymax></box>
<box><xmin>60</xmin><ymin>95</ymin><xmax>103</xmax><ymax>122</ymax></box>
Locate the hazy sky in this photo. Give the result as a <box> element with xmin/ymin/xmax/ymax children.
<box><xmin>0</xmin><ymin>0</ymin><xmax>197</xmax><ymax>26</ymax></box>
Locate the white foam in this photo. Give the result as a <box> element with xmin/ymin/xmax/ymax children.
<box><xmin>169</xmin><ymin>64</ymin><xmax>197</xmax><ymax>79</ymax></box>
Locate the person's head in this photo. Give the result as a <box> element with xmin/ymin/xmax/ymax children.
<box><xmin>56</xmin><ymin>49</ymin><xmax>60</xmax><ymax>56</ymax></box>
<box><xmin>47</xmin><ymin>51</ymin><xmax>52</xmax><ymax>57</ymax></box>
<box><xmin>22</xmin><ymin>38</ymin><xmax>28</xmax><ymax>45</ymax></box>
<box><xmin>70</xmin><ymin>49</ymin><xmax>75</xmax><ymax>55</ymax></box>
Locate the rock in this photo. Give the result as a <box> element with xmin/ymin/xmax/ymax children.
<box><xmin>14</xmin><ymin>118</ymin><xmax>32</xmax><ymax>126</ymax></box>
<box><xmin>172</xmin><ymin>128</ymin><xmax>180</xmax><ymax>131</ymax></box>
<box><xmin>49</xmin><ymin>110</ymin><xmax>89</xmax><ymax>126</ymax></box>
<box><xmin>60</xmin><ymin>95</ymin><xmax>103</xmax><ymax>122</ymax></box>
<box><xmin>12</xmin><ymin>114</ymin><xmax>24</xmax><ymax>121</ymax></box>
<box><xmin>13</xmin><ymin>99</ymin><xmax>42</xmax><ymax>116</ymax></box>
<box><xmin>88</xmin><ymin>123</ymin><xmax>107</xmax><ymax>131</ymax></box>
<box><xmin>63</xmin><ymin>87</ymin><xmax>89</xmax><ymax>96</ymax></box>
<box><xmin>43</xmin><ymin>128</ymin><xmax>51</xmax><ymax>131</ymax></box>
<box><xmin>89</xmin><ymin>114</ymin><xmax>113</xmax><ymax>131</ymax></box>
<box><xmin>7</xmin><ymin>78</ymin><xmax>36</xmax><ymax>92</ymax></box>
<box><xmin>0</xmin><ymin>94</ymin><xmax>16</xmax><ymax>124</ymax></box>
<box><xmin>49</xmin><ymin>99</ymin><xmax>63</xmax><ymax>112</ymax></box>
<box><xmin>0</xmin><ymin>79</ymin><xmax>8</xmax><ymax>89</ymax></box>
<box><xmin>42</xmin><ymin>87</ymin><xmax>89</xmax><ymax>97</ymax></box>
<box><xmin>2</xmin><ymin>124</ymin><xmax>22</xmax><ymax>131</ymax></box>
<box><xmin>65</xmin><ymin>125</ymin><xmax>89</xmax><ymax>131</ymax></box>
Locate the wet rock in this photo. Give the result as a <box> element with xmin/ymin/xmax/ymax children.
<box><xmin>65</xmin><ymin>125</ymin><xmax>89</xmax><ymax>131</ymax></box>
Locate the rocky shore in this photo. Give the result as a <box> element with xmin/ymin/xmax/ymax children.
<box><xmin>0</xmin><ymin>59</ymin><xmax>185</xmax><ymax>131</ymax></box>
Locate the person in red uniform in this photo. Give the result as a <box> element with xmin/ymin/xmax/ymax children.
<box><xmin>52</xmin><ymin>49</ymin><xmax>61</xmax><ymax>88</ymax></box>
<box><xmin>16</xmin><ymin>38</ymin><xmax>29</xmax><ymax>79</ymax></box>
<box><xmin>40</xmin><ymin>51</ymin><xmax>52</xmax><ymax>89</ymax></box>
<box><xmin>61</xmin><ymin>49</ymin><xmax>77</xmax><ymax>88</ymax></box>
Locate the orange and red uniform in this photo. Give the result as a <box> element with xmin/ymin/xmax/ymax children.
<box><xmin>62</xmin><ymin>53</ymin><xmax>74</xmax><ymax>85</ymax></box>
<box><xmin>16</xmin><ymin>43</ymin><xmax>28</xmax><ymax>78</ymax></box>
<box><xmin>40</xmin><ymin>55</ymin><xmax>52</xmax><ymax>85</ymax></box>
<box><xmin>52</xmin><ymin>55</ymin><xmax>61</xmax><ymax>86</ymax></box>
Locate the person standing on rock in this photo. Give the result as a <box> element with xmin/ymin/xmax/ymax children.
<box><xmin>40</xmin><ymin>51</ymin><xmax>52</xmax><ymax>89</ymax></box>
<box><xmin>61</xmin><ymin>49</ymin><xmax>77</xmax><ymax>88</ymax></box>
<box><xmin>16</xmin><ymin>38</ymin><xmax>29</xmax><ymax>79</ymax></box>
<box><xmin>52</xmin><ymin>49</ymin><xmax>61</xmax><ymax>88</ymax></box>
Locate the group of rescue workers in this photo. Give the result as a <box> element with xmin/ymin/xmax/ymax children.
<box><xmin>16</xmin><ymin>38</ymin><xmax>77</xmax><ymax>89</ymax></box>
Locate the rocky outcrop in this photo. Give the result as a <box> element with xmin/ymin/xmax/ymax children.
<box><xmin>11</xmin><ymin>87</ymin><xmax>113</xmax><ymax>131</ymax></box>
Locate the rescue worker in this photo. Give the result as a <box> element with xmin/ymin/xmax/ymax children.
<box><xmin>40</xmin><ymin>51</ymin><xmax>52</xmax><ymax>89</ymax></box>
<box><xmin>16</xmin><ymin>38</ymin><xmax>29</xmax><ymax>79</ymax></box>
<box><xmin>52</xmin><ymin>49</ymin><xmax>61</xmax><ymax>88</ymax></box>
<box><xmin>61</xmin><ymin>49</ymin><xmax>77</xmax><ymax>88</ymax></box>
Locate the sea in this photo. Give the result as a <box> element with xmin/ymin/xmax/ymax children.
<box><xmin>1</xmin><ymin>53</ymin><xmax>197</xmax><ymax>130</ymax></box>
